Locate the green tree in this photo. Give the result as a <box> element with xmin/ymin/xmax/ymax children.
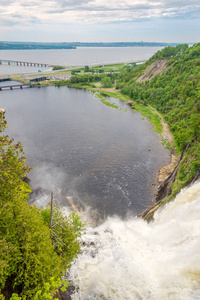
<box><xmin>84</xmin><ymin>65</ymin><xmax>90</xmax><ymax>72</ymax></box>
<box><xmin>0</xmin><ymin>113</ymin><xmax>31</xmax><ymax>204</ymax></box>
<box><xmin>0</xmin><ymin>200</ymin><xmax>63</xmax><ymax>299</ymax></box>
<box><xmin>101</xmin><ymin>76</ymin><xmax>113</xmax><ymax>88</ymax></box>
<box><xmin>41</xmin><ymin>206</ymin><xmax>85</xmax><ymax>269</ymax></box>
<box><xmin>0</xmin><ymin>112</ymin><xmax>84</xmax><ymax>299</ymax></box>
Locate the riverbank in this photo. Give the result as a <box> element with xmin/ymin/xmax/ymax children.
<box><xmin>148</xmin><ymin>105</ymin><xmax>180</xmax><ymax>182</ymax></box>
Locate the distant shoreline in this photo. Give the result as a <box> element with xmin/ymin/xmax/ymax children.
<box><xmin>0</xmin><ymin>41</ymin><xmax>179</xmax><ymax>50</ymax></box>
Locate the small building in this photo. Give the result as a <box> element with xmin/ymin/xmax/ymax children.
<box><xmin>29</xmin><ymin>76</ymin><xmax>47</xmax><ymax>83</ymax></box>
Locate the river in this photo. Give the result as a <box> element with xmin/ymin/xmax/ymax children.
<box><xmin>0</xmin><ymin>85</ymin><xmax>170</xmax><ymax>220</ymax></box>
<box><xmin>0</xmin><ymin>47</ymin><xmax>162</xmax><ymax>74</ymax></box>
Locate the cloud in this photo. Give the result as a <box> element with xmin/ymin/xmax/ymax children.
<box><xmin>0</xmin><ymin>0</ymin><xmax>199</xmax><ymax>28</ymax></box>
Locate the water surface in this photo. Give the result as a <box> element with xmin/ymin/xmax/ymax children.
<box><xmin>0</xmin><ymin>86</ymin><xmax>170</xmax><ymax>219</ymax></box>
<box><xmin>0</xmin><ymin>47</ymin><xmax>162</xmax><ymax>75</ymax></box>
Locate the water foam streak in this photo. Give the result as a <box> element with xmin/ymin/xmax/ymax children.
<box><xmin>69</xmin><ymin>181</ymin><xmax>200</xmax><ymax>300</ymax></box>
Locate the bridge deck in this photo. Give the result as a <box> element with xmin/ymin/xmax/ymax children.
<box><xmin>0</xmin><ymin>59</ymin><xmax>50</xmax><ymax>67</ymax></box>
<box><xmin>0</xmin><ymin>84</ymin><xmax>31</xmax><ymax>90</ymax></box>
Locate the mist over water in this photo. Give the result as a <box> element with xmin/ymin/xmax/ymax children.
<box><xmin>69</xmin><ymin>181</ymin><xmax>200</xmax><ymax>300</ymax></box>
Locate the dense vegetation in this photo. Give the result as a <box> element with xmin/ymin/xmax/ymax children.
<box><xmin>0</xmin><ymin>113</ymin><xmax>84</xmax><ymax>299</ymax></box>
<box><xmin>116</xmin><ymin>43</ymin><xmax>200</xmax><ymax>196</ymax></box>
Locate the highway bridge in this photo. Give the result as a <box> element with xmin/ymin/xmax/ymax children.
<box><xmin>0</xmin><ymin>59</ymin><xmax>49</xmax><ymax>67</ymax></box>
<box><xmin>0</xmin><ymin>84</ymin><xmax>31</xmax><ymax>91</ymax></box>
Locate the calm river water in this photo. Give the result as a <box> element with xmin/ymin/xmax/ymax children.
<box><xmin>0</xmin><ymin>47</ymin><xmax>162</xmax><ymax>75</ymax></box>
<box><xmin>0</xmin><ymin>86</ymin><xmax>170</xmax><ymax>220</ymax></box>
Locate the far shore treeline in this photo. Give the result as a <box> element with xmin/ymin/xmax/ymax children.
<box><xmin>0</xmin><ymin>41</ymin><xmax>179</xmax><ymax>50</ymax></box>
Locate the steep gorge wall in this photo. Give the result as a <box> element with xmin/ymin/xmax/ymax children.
<box><xmin>139</xmin><ymin>136</ymin><xmax>200</xmax><ymax>221</ymax></box>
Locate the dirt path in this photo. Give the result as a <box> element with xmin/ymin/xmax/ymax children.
<box><xmin>149</xmin><ymin>105</ymin><xmax>180</xmax><ymax>182</ymax></box>
<box><xmin>149</xmin><ymin>105</ymin><xmax>174</xmax><ymax>144</ymax></box>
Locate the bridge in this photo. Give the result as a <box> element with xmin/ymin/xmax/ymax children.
<box><xmin>0</xmin><ymin>59</ymin><xmax>49</xmax><ymax>67</ymax></box>
<box><xmin>0</xmin><ymin>84</ymin><xmax>31</xmax><ymax>91</ymax></box>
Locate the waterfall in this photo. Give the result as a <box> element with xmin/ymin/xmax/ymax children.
<box><xmin>69</xmin><ymin>181</ymin><xmax>200</xmax><ymax>300</ymax></box>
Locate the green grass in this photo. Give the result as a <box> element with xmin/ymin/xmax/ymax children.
<box><xmin>95</xmin><ymin>89</ymin><xmax>126</xmax><ymax>102</ymax></box>
<box><xmin>69</xmin><ymin>62</ymin><xmax>127</xmax><ymax>74</ymax></box>
<box><xmin>103</xmin><ymin>63</ymin><xmax>126</xmax><ymax>68</ymax></box>
<box><xmin>161</xmin><ymin>140</ymin><xmax>170</xmax><ymax>149</ymax></box>
<box><xmin>94</xmin><ymin>92</ymin><xmax>127</xmax><ymax>110</ymax></box>
<box><xmin>101</xmin><ymin>100</ymin><xmax>120</xmax><ymax>109</ymax></box>
<box><xmin>132</xmin><ymin>104</ymin><xmax>163</xmax><ymax>134</ymax></box>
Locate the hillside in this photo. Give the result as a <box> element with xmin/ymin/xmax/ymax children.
<box><xmin>116</xmin><ymin>43</ymin><xmax>200</xmax><ymax>208</ymax></box>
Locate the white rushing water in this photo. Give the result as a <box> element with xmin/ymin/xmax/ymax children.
<box><xmin>69</xmin><ymin>181</ymin><xmax>200</xmax><ymax>300</ymax></box>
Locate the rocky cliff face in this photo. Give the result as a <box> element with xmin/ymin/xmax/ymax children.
<box><xmin>136</xmin><ymin>59</ymin><xmax>169</xmax><ymax>83</ymax></box>
<box><xmin>139</xmin><ymin>136</ymin><xmax>200</xmax><ymax>221</ymax></box>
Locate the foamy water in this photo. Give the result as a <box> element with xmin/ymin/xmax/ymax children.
<box><xmin>69</xmin><ymin>181</ymin><xmax>200</xmax><ymax>300</ymax></box>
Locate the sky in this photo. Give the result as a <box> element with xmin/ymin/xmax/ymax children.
<box><xmin>0</xmin><ymin>0</ymin><xmax>200</xmax><ymax>43</ymax></box>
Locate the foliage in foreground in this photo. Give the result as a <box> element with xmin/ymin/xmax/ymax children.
<box><xmin>41</xmin><ymin>207</ymin><xmax>85</xmax><ymax>270</ymax></box>
<box><xmin>0</xmin><ymin>113</ymin><xmax>84</xmax><ymax>299</ymax></box>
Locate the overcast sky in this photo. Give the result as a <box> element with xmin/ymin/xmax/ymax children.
<box><xmin>0</xmin><ymin>0</ymin><xmax>199</xmax><ymax>43</ymax></box>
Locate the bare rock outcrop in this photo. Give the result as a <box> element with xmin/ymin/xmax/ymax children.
<box><xmin>137</xmin><ymin>59</ymin><xmax>169</xmax><ymax>83</ymax></box>
<box><xmin>138</xmin><ymin>136</ymin><xmax>199</xmax><ymax>221</ymax></box>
